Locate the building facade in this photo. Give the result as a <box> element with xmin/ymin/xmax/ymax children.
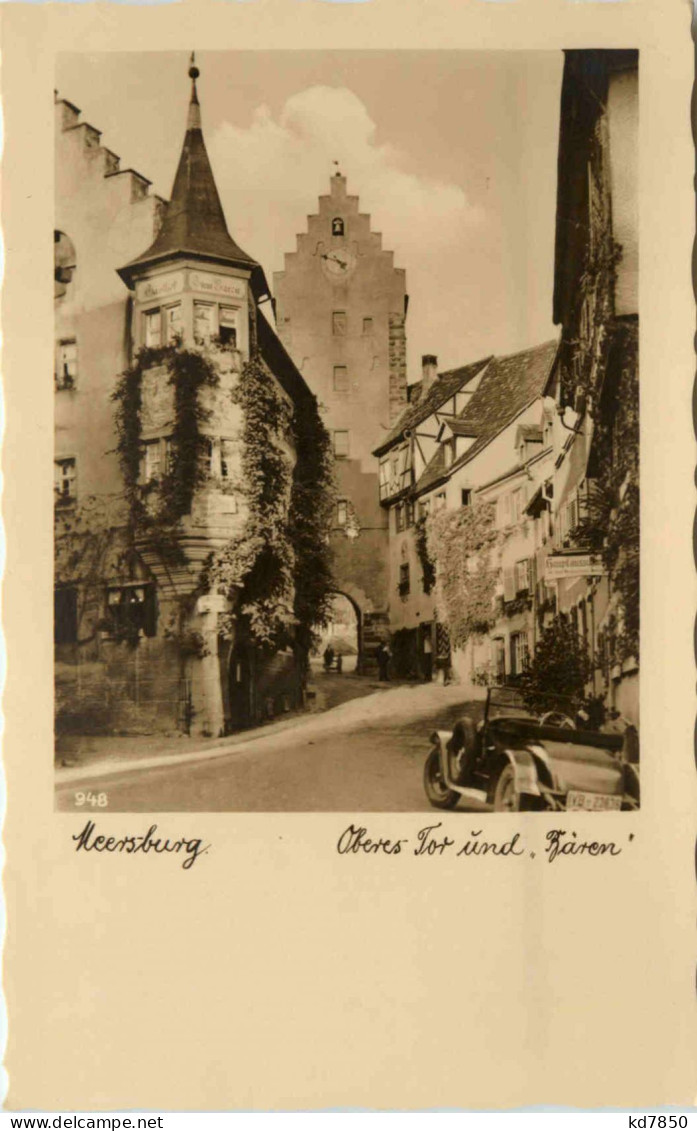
<box><xmin>545</xmin><ymin>48</ymin><xmax>639</xmax><ymax>723</ymax></box>
<box><xmin>373</xmin><ymin>342</ymin><xmax>558</xmax><ymax>683</ymax></box>
<box><xmin>274</xmin><ymin>174</ymin><xmax>408</xmax><ymax>663</ymax></box>
<box><xmin>373</xmin><ymin>48</ymin><xmax>638</xmax><ymax>728</ymax></box>
<box><xmin>55</xmin><ymin>61</ymin><xmax>330</xmax><ymax>741</ymax></box>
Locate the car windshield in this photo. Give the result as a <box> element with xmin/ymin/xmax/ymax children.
<box><xmin>486</xmin><ymin>686</ymin><xmax>579</xmax><ymax>724</ymax></box>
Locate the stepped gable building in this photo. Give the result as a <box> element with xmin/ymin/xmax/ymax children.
<box><xmin>274</xmin><ymin>173</ymin><xmax>408</xmax><ymax>665</ymax></box>
<box><xmin>55</xmin><ymin>59</ymin><xmax>322</xmax><ymax>740</ymax></box>
<box><xmin>373</xmin><ymin>341</ymin><xmax>558</xmax><ymax>682</ymax></box>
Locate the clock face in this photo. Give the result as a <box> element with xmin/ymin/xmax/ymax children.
<box><xmin>320</xmin><ymin>245</ymin><xmax>357</xmax><ymax>280</ymax></box>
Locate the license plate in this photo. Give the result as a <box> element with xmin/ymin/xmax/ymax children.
<box><xmin>566</xmin><ymin>790</ymin><xmax>622</xmax><ymax>812</ymax></box>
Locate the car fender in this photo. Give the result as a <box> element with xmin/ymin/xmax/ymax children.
<box><xmin>622</xmin><ymin>761</ymin><xmax>640</xmax><ymax>804</ymax></box>
<box><xmin>428</xmin><ymin>731</ymin><xmax>453</xmax><ymax>770</ymax></box>
<box><xmin>526</xmin><ymin>743</ymin><xmax>559</xmax><ymax>791</ymax></box>
<box><xmin>493</xmin><ymin>747</ymin><xmax>541</xmax><ymax>799</ymax></box>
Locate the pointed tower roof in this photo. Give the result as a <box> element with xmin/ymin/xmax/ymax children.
<box><xmin>118</xmin><ymin>54</ymin><xmax>270</xmax><ymax>300</ymax></box>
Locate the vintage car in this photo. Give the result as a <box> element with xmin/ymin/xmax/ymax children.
<box><xmin>424</xmin><ymin>686</ymin><xmax>640</xmax><ymax>812</ymax></box>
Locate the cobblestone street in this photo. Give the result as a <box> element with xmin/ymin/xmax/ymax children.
<box><xmin>56</xmin><ymin>681</ymin><xmax>484</xmax><ymax>812</ymax></box>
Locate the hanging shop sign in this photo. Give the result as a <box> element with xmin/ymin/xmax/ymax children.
<box><xmin>545</xmin><ymin>554</ymin><xmax>606</xmax><ymax>580</ymax></box>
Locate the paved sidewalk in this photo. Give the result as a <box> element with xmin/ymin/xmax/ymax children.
<box><xmin>55</xmin><ymin>678</ymin><xmax>474</xmax><ymax>787</ymax></box>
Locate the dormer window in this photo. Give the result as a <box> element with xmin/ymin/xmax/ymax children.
<box><xmin>332</xmin><ymin>217</ymin><xmax>345</xmax><ymax>236</ymax></box>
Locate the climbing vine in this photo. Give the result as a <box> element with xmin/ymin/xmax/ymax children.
<box><xmin>414</xmin><ymin>514</ymin><xmax>436</xmax><ymax>595</ymax></box>
<box><xmin>203</xmin><ymin>352</ymin><xmax>335</xmax><ymax>655</ymax></box>
<box><xmin>427</xmin><ymin>502</ymin><xmax>499</xmax><ymax>647</ymax></box>
<box><xmin>112</xmin><ymin>343</ymin><xmax>219</xmax><ymax>562</ymax></box>
<box><xmin>572</xmin><ymin>322</ymin><xmax>639</xmax><ymax>662</ymax></box>
<box><xmin>288</xmin><ymin>389</ymin><xmax>336</xmax><ymax>660</ymax></box>
<box><xmin>54</xmin><ymin>493</ymin><xmax>130</xmax><ymax>644</ymax></box>
<box><xmin>202</xmin><ymin>351</ymin><xmax>295</xmax><ymax>649</ymax></box>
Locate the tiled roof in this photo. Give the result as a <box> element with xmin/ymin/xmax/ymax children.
<box><xmin>373</xmin><ymin>357</ymin><xmax>491</xmax><ymax>456</ymax></box>
<box><xmin>414</xmin><ymin>339</ymin><xmax>558</xmax><ymax>497</ymax></box>
<box><xmin>517</xmin><ymin>423</ymin><xmax>544</xmax><ymax>442</ymax></box>
<box><xmin>414</xmin><ymin>446</ymin><xmax>449</xmax><ymax>495</ymax></box>
<box><xmin>440</xmin><ymin>417</ymin><xmax>479</xmax><ymax>438</ymax></box>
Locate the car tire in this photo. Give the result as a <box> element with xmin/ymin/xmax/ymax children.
<box><xmin>424</xmin><ymin>748</ymin><xmax>460</xmax><ymax>810</ymax></box>
<box><xmin>492</xmin><ymin>764</ymin><xmax>522</xmax><ymax>812</ymax></box>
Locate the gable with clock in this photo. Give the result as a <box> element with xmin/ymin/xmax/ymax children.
<box><xmin>274</xmin><ymin>172</ymin><xmax>408</xmax><ymax>658</ymax></box>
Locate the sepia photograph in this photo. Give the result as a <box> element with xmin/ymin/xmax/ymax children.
<box><xmin>54</xmin><ymin>48</ymin><xmax>639</xmax><ymax>814</ymax></box>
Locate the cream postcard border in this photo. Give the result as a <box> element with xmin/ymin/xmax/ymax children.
<box><xmin>1</xmin><ymin>0</ymin><xmax>695</xmax><ymax>1111</ymax></box>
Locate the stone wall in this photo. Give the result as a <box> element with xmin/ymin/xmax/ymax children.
<box><xmin>388</xmin><ymin>313</ymin><xmax>408</xmax><ymax>424</ymax></box>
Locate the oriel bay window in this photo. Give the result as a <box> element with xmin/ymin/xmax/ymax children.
<box><xmin>194</xmin><ymin>302</ymin><xmax>215</xmax><ymax>344</ymax></box>
<box><xmin>201</xmin><ymin>437</ymin><xmax>214</xmax><ymax>476</ymax></box>
<box><xmin>144</xmin><ymin>308</ymin><xmax>162</xmax><ymax>348</ymax></box>
<box><xmin>144</xmin><ymin>440</ymin><xmax>162</xmax><ymax>482</ymax></box>
<box><xmin>165</xmin><ymin>303</ymin><xmax>182</xmax><ymax>344</ymax></box>
<box><xmin>220</xmin><ymin>439</ymin><xmax>236</xmax><ymax>480</ymax></box>
<box><xmin>218</xmin><ymin>306</ymin><xmax>238</xmax><ymax>347</ymax></box>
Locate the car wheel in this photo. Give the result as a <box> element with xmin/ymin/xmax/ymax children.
<box><xmin>424</xmin><ymin>748</ymin><xmax>460</xmax><ymax>810</ymax></box>
<box><xmin>492</xmin><ymin>764</ymin><xmax>521</xmax><ymax>812</ymax></box>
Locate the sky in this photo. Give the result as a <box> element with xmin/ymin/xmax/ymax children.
<box><xmin>57</xmin><ymin>50</ymin><xmax>564</xmax><ymax>380</ymax></box>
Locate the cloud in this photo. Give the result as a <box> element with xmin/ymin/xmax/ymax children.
<box><xmin>208</xmin><ymin>85</ymin><xmax>483</xmax><ymax>287</ymax></box>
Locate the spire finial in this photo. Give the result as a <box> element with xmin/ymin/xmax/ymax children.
<box><xmin>187</xmin><ymin>51</ymin><xmax>201</xmax><ymax>129</ymax></box>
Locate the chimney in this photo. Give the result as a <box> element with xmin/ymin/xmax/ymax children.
<box><xmin>421</xmin><ymin>354</ymin><xmax>438</xmax><ymax>393</ymax></box>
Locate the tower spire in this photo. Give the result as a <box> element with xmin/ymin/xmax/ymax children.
<box><xmin>187</xmin><ymin>51</ymin><xmax>201</xmax><ymax>131</ymax></box>
<box><xmin>118</xmin><ymin>50</ymin><xmax>270</xmax><ymax>302</ymax></box>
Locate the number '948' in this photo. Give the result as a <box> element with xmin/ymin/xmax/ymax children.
<box><xmin>74</xmin><ymin>791</ymin><xmax>108</xmax><ymax>808</ymax></box>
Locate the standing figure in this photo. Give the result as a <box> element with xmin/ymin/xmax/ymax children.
<box><xmin>376</xmin><ymin>642</ymin><xmax>391</xmax><ymax>682</ymax></box>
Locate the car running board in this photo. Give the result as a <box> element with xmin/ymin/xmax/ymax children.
<box><xmin>450</xmin><ymin>785</ymin><xmax>490</xmax><ymax>806</ymax></box>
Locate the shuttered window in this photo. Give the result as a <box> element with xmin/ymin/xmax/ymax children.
<box><xmin>511</xmin><ymin>632</ymin><xmax>530</xmax><ymax>675</ymax></box>
<box><xmin>514</xmin><ymin>559</ymin><xmax>531</xmax><ymax>594</ymax></box>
